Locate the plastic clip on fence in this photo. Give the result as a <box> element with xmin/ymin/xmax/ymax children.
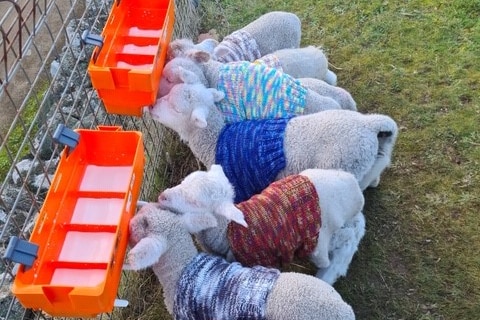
<box><xmin>81</xmin><ymin>30</ymin><xmax>104</xmax><ymax>63</ymax></box>
<box><xmin>53</xmin><ymin>124</ymin><xmax>80</xmax><ymax>156</ymax></box>
<box><xmin>3</xmin><ymin>236</ymin><xmax>39</xmax><ymax>270</ymax></box>
<box><xmin>10</xmin><ymin>126</ymin><xmax>145</xmax><ymax>317</ymax></box>
<box><xmin>85</xmin><ymin>0</ymin><xmax>175</xmax><ymax>116</ymax></box>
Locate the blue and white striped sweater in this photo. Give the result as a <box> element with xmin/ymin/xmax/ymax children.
<box><xmin>173</xmin><ymin>253</ymin><xmax>280</xmax><ymax>320</ymax></box>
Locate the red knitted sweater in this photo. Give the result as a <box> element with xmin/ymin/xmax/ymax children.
<box><xmin>227</xmin><ymin>175</ymin><xmax>321</xmax><ymax>268</ymax></box>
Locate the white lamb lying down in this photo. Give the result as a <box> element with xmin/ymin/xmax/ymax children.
<box><xmin>124</xmin><ymin>203</ymin><xmax>356</xmax><ymax>320</ymax></box>
<box><xmin>168</xmin><ymin>11</ymin><xmax>301</xmax><ymax>62</ymax></box>
<box><xmin>158</xmin><ymin>50</ymin><xmax>353</xmax><ymax>110</ymax></box>
<box><xmin>149</xmin><ymin>86</ymin><xmax>398</xmax><ymax>198</ymax></box>
<box><xmin>157</xmin><ymin>164</ymin><xmax>366</xmax><ymax>284</ymax></box>
<box><xmin>166</xmin><ymin>69</ymin><xmax>340</xmax><ymax>124</ymax></box>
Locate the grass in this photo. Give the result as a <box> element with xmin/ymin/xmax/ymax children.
<box><xmin>0</xmin><ymin>82</ymin><xmax>47</xmax><ymax>182</ymax></box>
<box><xmin>123</xmin><ymin>0</ymin><xmax>480</xmax><ymax>319</ymax></box>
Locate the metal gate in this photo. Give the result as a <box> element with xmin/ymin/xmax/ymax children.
<box><xmin>0</xmin><ymin>0</ymin><xmax>200</xmax><ymax>318</ymax></box>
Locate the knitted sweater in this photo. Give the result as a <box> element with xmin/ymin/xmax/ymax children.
<box><xmin>216</xmin><ymin>61</ymin><xmax>308</xmax><ymax>123</ymax></box>
<box><xmin>228</xmin><ymin>174</ymin><xmax>322</xmax><ymax>268</ymax></box>
<box><xmin>173</xmin><ymin>253</ymin><xmax>280</xmax><ymax>320</ymax></box>
<box><xmin>254</xmin><ymin>53</ymin><xmax>283</xmax><ymax>71</ymax></box>
<box><xmin>216</xmin><ymin>117</ymin><xmax>291</xmax><ymax>203</ymax></box>
<box><xmin>215</xmin><ymin>30</ymin><xmax>262</xmax><ymax>63</ymax></box>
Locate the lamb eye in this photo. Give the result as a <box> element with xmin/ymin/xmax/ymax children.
<box><xmin>141</xmin><ymin>218</ymin><xmax>149</xmax><ymax>229</ymax></box>
<box><xmin>171</xmin><ymin>104</ymin><xmax>183</xmax><ymax>113</ymax></box>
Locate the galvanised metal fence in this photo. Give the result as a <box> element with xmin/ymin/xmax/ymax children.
<box><xmin>0</xmin><ymin>0</ymin><xmax>200</xmax><ymax>318</ymax></box>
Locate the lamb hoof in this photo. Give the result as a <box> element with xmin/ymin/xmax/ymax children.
<box><xmin>368</xmin><ymin>177</ymin><xmax>381</xmax><ymax>188</ymax></box>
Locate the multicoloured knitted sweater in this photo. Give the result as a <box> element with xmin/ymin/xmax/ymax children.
<box><xmin>216</xmin><ymin>117</ymin><xmax>291</xmax><ymax>203</ymax></box>
<box><xmin>254</xmin><ymin>53</ymin><xmax>283</xmax><ymax>71</ymax></box>
<box><xmin>227</xmin><ymin>174</ymin><xmax>322</xmax><ymax>268</ymax></box>
<box><xmin>216</xmin><ymin>61</ymin><xmax>308</xmax><ymax>123</ymax></box>
<box><xmin>214</xmin><ymin>30</ymin><xmax>262</xmax><ymax>63</ymax></box>
<box><xmin>173</xmin><ymin>253</ymin><xmax>280</xmax><ymax>320</ymax></box>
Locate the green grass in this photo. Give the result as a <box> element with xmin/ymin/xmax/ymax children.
<box><xmin>125</xmin><ymin>0</ymin><xmax>480</xmax><ymax>319</ymax></box>
<box><xmin>0</xmin><ymin>83</ymin><xmax>47</xmax><ymax>182</ymax></box>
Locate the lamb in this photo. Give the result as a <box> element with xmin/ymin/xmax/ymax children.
<box><xmin>168</xmin><ymin>11</ymin><xmax>301</xmax><ymax>62</ymax></box>
<box><xmin>168</xmin><ymin>41</ymin><xmax>338</xmax><ymax>85</ymax></box>
<box><xmin>165</xmin><ymin>69</ymin><xmax>341</xmax><ymax>124</ymax></box>
<box><xmin>261</xmin><ymin>46</ymin><xmax>338</xmax><ymax>85</ymax></box>
<box><xmin>158</xmin><ymin>50</ymin><xmax>352</xmax><ymax>112</ymax></box>
<box><xmin>148</xmin><ymin>85</ymin><xmax>398</xmax><ymax>199</ymax></box>
<box><xmin>167</xmin><ymin>37</ymin><xmax>219</xmax><ymax>60</ymax></box>
<box><xmin>157</xmin><ymin>164</ymin><xmax>366</xmax><ymax>284</ymax></box>
<box><xmin>124</xmin><ymin>203</ymin><xmax>356</xmax><ymax>319</ymax></box>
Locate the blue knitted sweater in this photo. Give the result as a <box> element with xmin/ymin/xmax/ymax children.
<box><xmin>173</xmin><ymin>253</ymin><xmax>280</xmax><ymax>320</ymax></box>
<box><xmin>216</xmin><ymin>117</ymin><xmax>291</xmax><ymax>203</ymax></box>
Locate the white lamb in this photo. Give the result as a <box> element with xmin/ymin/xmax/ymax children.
<box><xmin>124</xmin><ymin>203</ymin><xmax>356</xmax><ymax>320</ymax></box>
<box><xmin>157</xmin><ymin>164</ymin><xmax>366</xmax><ymax>284</ymax></box>
<box><xmin>168</xmin><ymin>11</ymin><xmax>301</xmax><ymax>62</ymax></box>
<box><xmin>262</xmin><ymin>46</ymin><xmax>338</xmax><ymax>85</ymax></box>
<box><xmin>168</xmin><ymin>41</ymin><xmax>338</xmax><ymax>85</ymax></box>
<box><xmin>164</xmin><ymin>68</ymin><xmax>341</xmax><ymax>124</ymax></box>
<box><xmin>148</xmin><ymin>84</ymin><xmax>398</xmax><ymax>196</ymax></box>
<box><xmin>158</xmin><ymin>50</ymin><xmax>353</xmax><ymax>111</ymax></box>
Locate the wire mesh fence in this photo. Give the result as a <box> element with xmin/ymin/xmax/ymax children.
<box><xmin>0</xmin><ymin>0</ymin><xmax>200</xmax><ymax>318</ymax></box>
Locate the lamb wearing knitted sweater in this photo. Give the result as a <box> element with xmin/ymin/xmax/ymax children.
<box><xmin>149</xmin><ymin>84</ymin><xmax>398</xmax><ymax>199</ymax></box>
<box><xmin>164</xmin><ymin>66</ymin><xmax>341</xmax><ymax>124</ymax></box>
<box><xmin>124</xmin><ymin>203</ymin><xmax>356</xmax><ymax>319</ymax></box>
<box><xmin>157</xmin><ymin>50</ymin><xmax>354</xmax><ymax>111</ymax></box>
<box><xmin>157</xmin><ymin>164</ymin><xmax>366</xmax><ymax>284</ymax></box>
<box><xmin>168</xmin><ymin>40</ymin><xmax>339</xmax><ymax>85</ymax></box>
<box><xmin>168</xmin><ymin>11</ymin><xmax>301</xmax><ymax>62</ymax></box>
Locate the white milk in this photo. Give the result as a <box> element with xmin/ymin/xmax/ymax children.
<box><xmin>79</xmin><ymin>165</ymin><xmax>132</xmax><ymax>193</ymax></box>
<box><xmin>71</xmin><ymin>198</ymin><xmax>124</xmax><ymax>225</ymax></box>
<box><xmin>58</xmin><ymin>231</ymin><xmax>116</xmax><ymax>263</ymax></box>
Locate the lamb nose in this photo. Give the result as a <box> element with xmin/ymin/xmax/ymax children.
<box><xmin>158</xmin><ymin>193</ymin><xmax>167</xmax><ymax>202</ymax></box>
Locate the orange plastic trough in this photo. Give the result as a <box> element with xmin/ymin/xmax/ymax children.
<box><xmin>86</xmin><ymin>0</ymin><xmax>175</xmax><ymax>116</ymax></box>
<box><xmin>9</xmin><ymin>126</ymin><xmax>144</xmax><ymax>317</ymax></box>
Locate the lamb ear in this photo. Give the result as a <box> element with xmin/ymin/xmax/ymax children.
<box><xmin>168</xmin><ymin>40</ymin><xmax>190</xmax><ymax>58</ymax></box>
<box><xmin>187</xmin><ymin>49</ymin><xmax>211</xmax><ymax>63</ymax></box>
<box><xmin>123</xmin><ymin>235</ymin><xmax>168</xmax><ymax>271</ymax></box>
<box><xmin>213</xmin><ymin>46</ymin><xmax>230</xmax><ymax>60</ymax></box>
<box><xmin>215</xmin><ymin>203</ymin><xmax>248</xmax><ymax>227</ymax></box>
<box><xmin>208</xmin><ymin>88</ymin><xmax>225</xmax><ymax>102</ymax></box>
<box><xmin>181</xmin><ymin>212</ymin><xmax>218</xmax><ymax>233</ymax></box>
<box><xmin>177</xmin><ymin>66</ymin><xmax>200</xmax><ymax>84</ymax></box>
<box><xmin>195</xmin><ymin>39</ymin><xmax>218</xmax><ymax>54</ymax></box>
<box><xmin>190</xmin><ymin>107</ymin><xmax>209</xmax><ymax>128</ymax></box>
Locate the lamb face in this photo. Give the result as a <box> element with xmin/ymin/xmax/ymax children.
<box><xmin>158</xmin><ymin>165</ymin><xmax>234</xmax><ymax>216</ymax></box>
<box><xmin>148</xmin><ymin>95</ymin><xmax>190</xmax><ymax>133</ymax></box>
<box><xmin>158</xmin><ymin>57</ymin><xmax>206</xmax><ymax>97</ymax></box>
<box><xmin>124</xmin><ymin>204</ymin><xmax>171</xmax><ymax>271</ymax></box>
<box><xmin>151</xmin><ymin>82</ymin><xmax>224</xmax><ymax>135</ymax></box>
